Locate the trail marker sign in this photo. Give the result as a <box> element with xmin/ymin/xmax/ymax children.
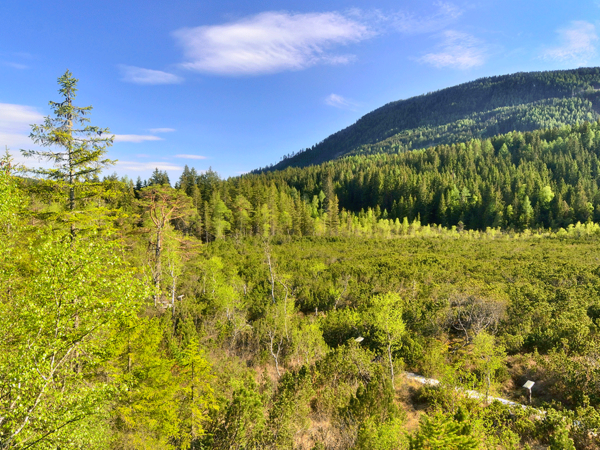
<box><xmin>523</xmin><ymin>380</ymin><xmax>535</xmax><ymax>403</ymax></box>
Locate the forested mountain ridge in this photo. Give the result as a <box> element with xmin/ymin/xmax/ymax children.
<box><xmin>266</xmin><ymin>67</ymin><xmax>600</xmax><ymax>170</ymax></box>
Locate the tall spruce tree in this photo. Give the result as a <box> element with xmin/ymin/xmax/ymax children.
<box><xmin>21</xmin><ymin>70</ymin><xmax>114</xmax><ymax>233</ymax></box>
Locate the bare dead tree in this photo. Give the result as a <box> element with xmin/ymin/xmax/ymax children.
<box><xmin>137</xmin><ymin>185</ymin><xmax>194</xmax><ymax>306</ymax></box>
<box><xmin>333</xmin><ymin>274</ymin><xmax>350</xmax><ymax>310</ymax></box>
<box><xmin>263</xmin><ymin>239</ymin><xmax>276</xmax><ymax>304</ymax></box>
<box><xmin>447</xmin><ymin>293</ymin><xmax>506</xmax><ymax>343</ymax></box>
<box><xmin>268</xmin><ymin>330</ymin><xmax>284</xmax><ymax>377</ymax></box>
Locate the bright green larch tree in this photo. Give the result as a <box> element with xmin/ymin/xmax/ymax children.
<box><xmin>365</xmin><ymin>292</ymin><xmax>406</xmax><ymax>385</ymax></box>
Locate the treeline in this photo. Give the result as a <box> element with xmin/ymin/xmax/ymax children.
<box><xmin>270</xmin><ymin>67</ymin><xmax>600</xmax><ymax>169</ymax></box>
<box><xmin>124</xmin><ymin>121</ymin><xmax>600</xmax><ymax>242</ymax></box>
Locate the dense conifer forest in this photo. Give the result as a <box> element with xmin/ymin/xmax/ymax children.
<box><xmin>172</xmin><ymin>121</ymin><xmax>600</xmax><ymax>236</ymax></box>
<box><xmin>3</xmin><ymin>71</ymin><xmax>600</xmax><ymax>449</ymax></box>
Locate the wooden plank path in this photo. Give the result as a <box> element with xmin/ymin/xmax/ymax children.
<box><xmin>404</xmin><ymin>371</ymin><xmax>529</xmax><ymax>409</ymax></box>
<box><xmin>403</xmin><ymin>371</ymin><xmax>598</xmax><ymax>436</ymax></box>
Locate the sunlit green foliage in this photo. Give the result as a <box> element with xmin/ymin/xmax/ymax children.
<box><xmin>8</xmin><ymin>70</ymin><xmax>600</xmax><ymax>449</ymax></box>
<box><xmin>0</xmin><ymin>170</ymin><xmax>148</xmax><ymax>448</ymax></box>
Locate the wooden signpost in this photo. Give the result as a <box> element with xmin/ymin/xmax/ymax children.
<box><xmin>523</xmin><ymin>380</ymin><xmax>535</xmax><ymax>404</ymax></box>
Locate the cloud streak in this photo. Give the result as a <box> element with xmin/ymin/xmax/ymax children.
<box><xmin>324</xmin><ymin>93</ymin><xmax>357</xmax><ymax>110</ymax></box>
<box><xmin>388</xmin><ymin>1</ymin><xmax>463</xmax><ymax>34</ymax></box>
<box><xmin>113</xmin><ymin>134</ymin><xmax>164</xmax><ymax>143</ymax></box>
<box><xmin>3</xmin><ymin>62</ymin><xmax>28</xmax><ymax>70</ymax></box>
<box><xmin>116</xmin><ymin>161</ymin><xmax>183</xmax><ymax>172</ymax></box>
<box><xmin>175</xmin><ymin>154</ymin><xmax>207</xmax><ymax>160</ymax></box>
<box><xmin>0</xmin><ymin>103</ymin><xmax>43</xmax><ymax>149</ymax></box>
<box><xmin>149</xmin><ymin>128</ymin><xmax>176</xmax><ymax>133</ymax></box>
<box><xmin>419</xmin><ymin>30</ymin><xmax>486</xmax><ymax>69</ymax></box>
<box><xmin>173</xmin><ymin>11</ymin><xmax>372</xmax><ymax>75</ymax></box>
<box><xmin>120</xmin><ymin>65</ymin><xmax>183</xmax><ymax>85</ymax></box>
<box><xmin>542</xmin><ymin>21</ymin><xmax>598</xmax><ymax>63</ymax></box>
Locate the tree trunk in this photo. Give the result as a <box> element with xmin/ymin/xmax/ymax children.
<box><xmin>154</xmin><ymin>227</ymin><xmax>162</xmax><ymax>306</ymax></box>
<box><xmin>269</xmin><ymin>330</ymin><xmax>282</xmax><ymax>377</ymax></box>
<box><xmin>388</xmin><ymin>342</ymin><xmax>394</xmax><ymax>385</ymax></box>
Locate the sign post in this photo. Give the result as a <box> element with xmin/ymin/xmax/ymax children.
<box><xmin>523</xmin><ymin>380</ymin><xmax>535</xmax><ymax>404</ymax></box>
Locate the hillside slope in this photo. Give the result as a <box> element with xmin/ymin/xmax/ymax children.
<box><xmin>266</xmin><ymin>67</ymin><xmax>600</xmax><ymax>170</ymax></box>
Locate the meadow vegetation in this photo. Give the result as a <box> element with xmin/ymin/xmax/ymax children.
<box><xmin>2</xmin><ymin>71</ymin><xmax>600</xmax><ymax>449</ymax></box>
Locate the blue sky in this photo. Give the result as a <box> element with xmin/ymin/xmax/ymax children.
<box><xmin>2</xmin><ymin>0</ymin><xmax>600</xmax><ymax>181</ymax></box>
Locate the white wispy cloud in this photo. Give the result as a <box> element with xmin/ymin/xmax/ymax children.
<box><xmin>542</xmin><ymin>21</ymin><xmax>598</xmax><ymax>63</ymax></box>
<box><xmin>120</xmin><ymin>65</ymin><xmax>183</xmax><ymax>85</ymax></box>
<box><xmin>113</xmin><ymin>134</ymin><xmax>164</xmax><ymax>143</ymax></box>
<box><xmin>116</xmin><ymin>161</ymin><xmax>183</xmax><ymax>172</ymax></box>
<box><xmin>173</xmin><ymin>11</ymin><xmax>372</xmax><ymax>75</ymax></box>
<box><xmin>419</xmin><ymin>30</ymin><xmax>486</xmax><ymax>69</ymax></box>
<box><xmin>149</xmin><ymin>128</ymin><xmax>176</xmax><ymax>133</ymax></box>
<box><xmin>0</xmin><ymin>103</ymin><xmax>43</xmax><ymax>132</ymax></box>
<box><xmin>3</xmin><ymin>62</ymin><xmax>28</xmax><ymax>70</ymax></box>
<box><xmin>324</xmin><ymin>93</ymin><xmax>357</xmax><ymax>110</ymax></box>
<box><xmin>0</xmin><ymin>103</ymin><xmax>43</xmax><ymax>150</ymax></box>
<box><xmin>175</xmin><ymin>154</ymin><xmax>207</xmax><ymax>160</ymax></box>
<box><xmin>389</xmin><ymin>1</ymin><xmax>462</xmax><ymax>34</ymax></box>
<box><xmin>0</xmin><ymin>52</ymin><xmax>34</xmax><ymax>71</ymax></box>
